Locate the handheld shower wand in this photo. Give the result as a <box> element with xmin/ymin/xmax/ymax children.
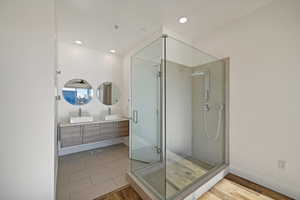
<box><xmin>192</xmin><ymin>70</ymin><xmax>223</xmax><ymax>141</ymax></box>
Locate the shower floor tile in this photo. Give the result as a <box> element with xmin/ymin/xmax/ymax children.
<box><xmin>57</xmin><ymin>144</ymin><xmax>129</xmax><ymax>200</ymax></box>
<box><xmin>135</xmin><ymin>151</ymin><xmax>214</xmax><ymax>199</ymax></box>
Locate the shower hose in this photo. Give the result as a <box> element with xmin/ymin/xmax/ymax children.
<box><xmin>203</xmin><ymin>104</ymin><xmax>224</xmax><ymax>141</ymax></box>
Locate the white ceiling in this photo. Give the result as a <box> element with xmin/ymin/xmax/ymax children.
<box><xmin>56</xmin><ymin>0</ymin><xmax>273</xmax><ymax>55</ymax></box>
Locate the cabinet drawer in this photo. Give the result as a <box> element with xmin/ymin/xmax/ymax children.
<box><xmin>117</xmin><ymin>127</ymin><xmax>129</xmax><ymax>136</ymax></box>
<box><xmin>101</xmin><ymin>127</ymin><xmax>117</xmax><ymax>134</ymax></box>
<box><xmin>100</xmin><ymin>126</ymin><xmax>129</xmax><ymax>138</ymax></box>
<box><xmin>83</xmin><ymin>125</ymin><xmax>101</xmax><ymax>144</ymax></box>
<box><xmin>99</xmin><ymin>132</ymin><xmax>122</xmax><ymax>140</ymax></box>
<box><xmin>100</xmin><ymin>122</ymin><xmax>114</xmax><ymax>129</ymax></box>
<box><xmin>60</xmin><ymin>126</ymin><xmax>82</xmax><ymax>147</ymax></box>
<box><xmin>116</xmin><ymin>121</ymin><xmax>129</xmax><ymax>128</ymax></box>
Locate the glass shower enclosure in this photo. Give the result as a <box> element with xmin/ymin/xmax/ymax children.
<box><xmin>130</xmin><ymin>35</ymin><xmax>229</xmax><ymax>200</ymax></box>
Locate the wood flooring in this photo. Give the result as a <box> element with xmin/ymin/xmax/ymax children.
<box><xmin>95</xmin><ymin>173</ymin><xmax>294</xmax><ymax>200</ymax></box>
<box><xmin>94</xmin><ymin>185</ymin><xmax>142</xmax><ymax>200</ymax></box>
<box><xmin>199</xmin><ymin>179</ymin><xmax>275</xmax><ymax>200</ymax></box>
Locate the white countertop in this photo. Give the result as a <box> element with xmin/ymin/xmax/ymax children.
<box><xmin>59</xmin><ymin>117</ymin><xmax>129</xmax><ymax>127</ymax></box>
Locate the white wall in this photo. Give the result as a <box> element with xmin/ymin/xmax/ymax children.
<box><xmin>166</xmin><ymin>61</ymin><xmax>193</xmax><ymax>155</ymax></box>
<box><xmin>197</xmin><ymin>0</ymin><xmax>300</xmax><ymax>198</ymax></box>
<box><xmin>0</xmin><ymin>0</ymin><xmax>55</xmax><ymax>200</ymax></box>
<box><xmin>57</xmin><ymin>42</ymin><xmax>124</xmax><ymax>121</ymax></box>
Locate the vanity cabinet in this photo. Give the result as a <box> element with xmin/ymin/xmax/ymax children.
<box><xmin>59</xmin><ymin>120</ymin><xmax>129</xmax><ymax>148</ymax></box>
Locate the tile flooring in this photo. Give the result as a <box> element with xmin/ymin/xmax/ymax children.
<box><xmin>57</xmin><ymin>144</ymin><xmax>129</xmax><ymax>200</ymax></box>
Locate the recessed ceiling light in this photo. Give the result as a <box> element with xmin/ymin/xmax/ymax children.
<box><xmin>74</xmin><ymin>40</ymin><xmax>83</xmax><ymax>45</ymax></box>
<box><xmin>178</xmin><ymin>16</ymin><xmax>188</xmax><ymax>24</ymax></box>
<box><xmin>109</xmin><ymin>49</ymin><xmax>116</xmax><ymax>54</ymax></box>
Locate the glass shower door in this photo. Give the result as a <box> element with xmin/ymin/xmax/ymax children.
<box><xmin>131</xmin><ymin>59</ymin><xmax>161</xmax><ymax>164</ymax></box>
<box><xmin>131</xmin><ymin>38</ymin><xmax>163</xmax><ymax>165</ymax></box>
<box><xmin>130</xmin><ymin>38</ymin><xmax>167</xmax><ymax>200</ymax></box>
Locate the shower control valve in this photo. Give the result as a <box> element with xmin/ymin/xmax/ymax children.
<box><xmin>200</xmin><ymin>104</ymin><xmax>210</xmax><ymax>111</ymax></box>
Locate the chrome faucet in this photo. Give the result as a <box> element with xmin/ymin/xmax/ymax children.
<box><xmin>108</xmin><ymin>107</ymin><xmax>112</xmax><ymax>115</ymax></box>
<box><xmin>79</xmin><ymin>107</ymin><xmax>82</xmax><ymax>117</ymax></box>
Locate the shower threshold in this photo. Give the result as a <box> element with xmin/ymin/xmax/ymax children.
<box><xmin>128</xmin><ymin>153</ymin><xmax>228</xmax><ymax>200</ymax></box>
<box><xmin>127</xmin><ymin>165</ymin><xmax>228</xmax><ymax>200</ymax></box>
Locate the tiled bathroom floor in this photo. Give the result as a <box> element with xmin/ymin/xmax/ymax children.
<box><xmin>56</xmin><ymin>144</ymin><xmax>129</xmax><ymax>200</ymax></box>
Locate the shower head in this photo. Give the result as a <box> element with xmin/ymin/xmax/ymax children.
<box><xmin>153</xmin><ymin>64</ymin><xmax>161</xmax><ymax>67</ymax></box>
<box><xmin>191</xmin><ymin>70</ymin><xmax>210</xmax><ymax>102</ymax></box>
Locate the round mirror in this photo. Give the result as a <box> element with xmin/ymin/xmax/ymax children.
<box><xmin>97</xmin><ymin>82</ymin><xmax>121</xmax><ymax>105</ymax></box>
<box><xmin>62</xmin><ymin>79</ymin><xmax>93</xmax><ymax>105</ymax></box>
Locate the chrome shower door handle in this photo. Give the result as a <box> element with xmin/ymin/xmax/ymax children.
<box><xmin>133</xmin><ymin>110</ymin><xmax>138</xmax><ymax>124</ymax></box>
<box><xmin>205</xmin><ymin>89</ymin><xmax>210</xmax><ymax>102</ymax></box>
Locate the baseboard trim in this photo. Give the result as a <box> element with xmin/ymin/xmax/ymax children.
<box><xmin>226</xmin><ymin>173</ymin><xmax>294</xmax><ymax>200</ymax></box>
<box><xmin>229</xmin><ymin>167</ymin><xmax>296</xmax><ymax>199</ymax></box>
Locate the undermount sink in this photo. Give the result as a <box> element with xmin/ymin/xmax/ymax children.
<box><xmin>70</xmin><ymin>116</ymin><xmax>93</xmax><ymax>124</ymax></box>
<box><xmin>104</xmin><ymin>114</ymin><xmax>123</xmax><ymax>121</ymax></box>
